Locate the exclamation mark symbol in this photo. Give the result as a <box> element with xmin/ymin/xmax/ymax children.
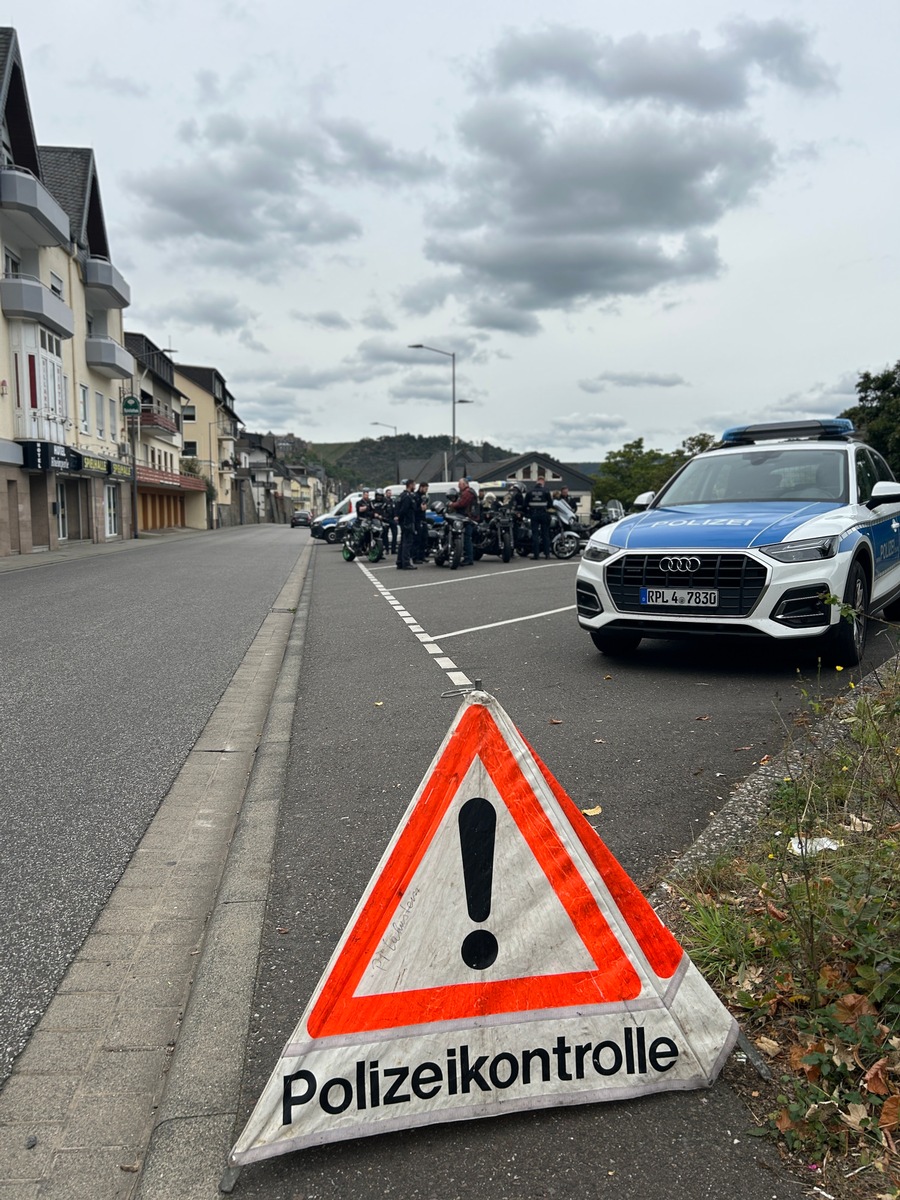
<box><xmin>458</xmin><ymin>797</ymin><xmax>499</xmax><ymax>970</ymax></box>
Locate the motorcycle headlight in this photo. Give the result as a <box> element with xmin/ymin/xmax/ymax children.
<box><xmin>759</xmin><ymin>535</ymin><xmax>839</xmax><ymax>563</ymax></box>
<box><xmin>583</xmin><ymin>539</ymin><xmax>616</xmax><ymax>563</ymax></box>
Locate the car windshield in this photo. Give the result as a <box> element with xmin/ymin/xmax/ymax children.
<box><xmin>656</xmin><ymin>448</ymin><xmax>849</xmax><ymax>506</ymax></box>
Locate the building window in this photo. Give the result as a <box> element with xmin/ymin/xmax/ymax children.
<box><xmin>79</xmin><ymin>385</ymin><xmax>89</xmax><ymax>433</ymax></box>
<box><xmin>182</xmin><ymin>405</ymin><xmax>196</xmax><ymax>421</ymax></box>
<box><xmin>109</xmin><ymin>397</ymin><xmax>117</xmax><ymax>441</ymax></box>
<box><xmin>4</xmin><ymin>249</ymin><xmax>19</xmax><ymax>277</ymax></box>
<box><xmin>183</xmin><ymin>441</ymin><xmax>198</xmax><ymax>456</ymax></box>
<box><xmin>39</xmin><ymin>330</ymin><xmax>64</xmax><ymax>421</ymax></box>
<box><xmin>50</xmin><ymin>272</ymin><xmax>64</xmax><ymax>299</ymax></box>
<box><xmin>95</xmin><ymin>391</ymin><xmax>104</xmax><ymax>439</ymax></box>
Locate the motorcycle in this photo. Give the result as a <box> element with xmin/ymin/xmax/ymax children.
<box><xmin>474</xmin><ymin>504</ymin><xmax>515</xmax><ymax>562</ymax></box>
<box><xmin>550</xmin><ymin>499</ymin><xmax>626</xmax><ymax>558</ymax></box>
<box><xmin>430</xmin><ymin>503</ymin><xmax>469</xmax><ymax>570</ymax></box>
<box><xmin>341</xmin><ymin>515</ymin><xmax>384</xmax><ymax>563</ymax></box>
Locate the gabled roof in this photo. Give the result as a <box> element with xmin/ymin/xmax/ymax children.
<box><xmin>175</xmin><ymin>364</ymin><xmax>241</xmax><ymax>422</ymax></box>
<box><xmin>466</xmin><ymin>453</ymin><xmax>596</xmax><ymax>489</ymax></box>
<box><xmin>38</xmin><ymin>146</ymin><xmax>110</xmax><ymax>256</ymax></box>
<box><xmin>0</xmin><ymin>29</ymin><xmax>41</xmax><ymax>177</ymax></box>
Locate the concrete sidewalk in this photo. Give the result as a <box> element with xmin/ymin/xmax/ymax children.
<box><xmin>0</xmin><ymin>528</ymin><xmax>212</xmax><ymax>574</ymax></box>
<box><xmin>0</xmin><ymin>537</ymin><xmax>314</xmax><ymax>1199</ymax></box>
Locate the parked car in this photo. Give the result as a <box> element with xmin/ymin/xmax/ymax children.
<box><xmin>576</xmin><ymin>418</ymin><xmax>900</xmax><ymax>665</ymax></box>
<box><xmin>291</xmin><ymin>510</ymin><xmax>312</xmax><ymax>527</ymax></box>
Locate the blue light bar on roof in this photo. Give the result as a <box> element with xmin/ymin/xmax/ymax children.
<box><xmin>721</xmin><ymin>418</ymin><xmax>855</xmax><ymax>445</ymax></box>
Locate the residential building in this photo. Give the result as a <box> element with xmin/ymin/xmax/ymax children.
<box><xmin>124</xmin><ymin>332</ymin><xmax>206</xmax><ymax>532</ymax></box>
<box><xmin>174</xmin><ymin>364</ymin><xmax>242</xmax><ymax>528</ymax></box>
<box><xmin>0</xmin><ymin>28</ymin><xmax>136</xmax><ymax>556</ymax></box>
<box><xmin>235</xmin><ymin>432</ymin><xmax>292</xmax><ymax>523</ymax></box>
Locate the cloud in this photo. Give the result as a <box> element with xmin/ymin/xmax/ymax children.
<box><xmin>360</xmin><ymin>307</ymin><xmax>397</xmax><ymax>331</ymax></box>
<box><xmin>124</xmin><ymin>106</ymin><xmax>439</xmax><ymax>279</ymax></box>
<box><xmin>404</xmin><ymin>20</ymin><xmax>834</xmax><ymax>336</ymax></box>
<box><xmin>74</xmin><ymin>65</ymin><xmax>150</xmax><ymax>99</ymax></box>
<box><xmin>483</xmin><ymin>20</ymin><xmax>837</xmax><ymax>111</ymax></box>
<box><xmin>579</xmin><ymin>371</ymin><xmax>689</xmax><ymax>393</ymax></box>
<box><xmin>142</xmin><ymin>291</ymin><xmax>258</xmax><ymax>335</ymax></box>
<box><xmin>292</xmin><ymin>310</ymin><xmax>354</xmax><ymax>331</ymax></box>
<box><xmin>531</xmin><ymin>411</ymin><xmax>631</xmax><ymax>451</ymax></box>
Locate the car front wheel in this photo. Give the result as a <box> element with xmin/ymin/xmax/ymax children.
<box><xmin>822</xmin><ymin>560</ymin><xmax>868</xmax><ymax>667</ymax></box>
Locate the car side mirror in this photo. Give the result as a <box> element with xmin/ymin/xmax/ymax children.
<box><xmin>631</xmin><ymin>491</ymin><xmax>655</xmax><ymax>512</ymax></box>
<box><xmin>865</xmin><ymin>481</ymin><xmax>900</xmax><ymax>509</ymax></box>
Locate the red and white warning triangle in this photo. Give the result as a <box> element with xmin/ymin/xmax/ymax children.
<box><xmin>231</xmin><ymin>691</ymin><xmax>737</xmax><ymax>1165</ymax></box>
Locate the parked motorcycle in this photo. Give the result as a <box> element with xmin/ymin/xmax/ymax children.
<box><xmin>550</xmin><ymin>499</ymin><xmax>626</xmax><ymax>558</ymax></box>
<box><xmin>430</xmin><ymin>503</ymin><xmax>468</xmax><ymax>570</ymax></box>
<box><xmin>341</xmin><ymin>515</ymin><xmax>384</xmax><ymax>563</ymax></box>
<box><xmin>472</xmin><ymin>504</ymin><xmax>515</xmax><ymax>562</ymax></box>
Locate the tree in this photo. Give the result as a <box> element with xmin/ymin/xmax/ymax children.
<box><xmin>840</xmin><ymin>361</ymin><xmax>900</xmax><ymax>476</ymax></box>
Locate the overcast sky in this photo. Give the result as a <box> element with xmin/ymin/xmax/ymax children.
<box><xmin>13</xmin><ymin>1</ymin><xmax>900</xmax><ymax>459</ymax></box>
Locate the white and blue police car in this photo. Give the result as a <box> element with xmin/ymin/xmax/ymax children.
<box><xmin>576</xmin><ymin>419</ymin><xmax>900</xmax><ymax>665</ymax></box>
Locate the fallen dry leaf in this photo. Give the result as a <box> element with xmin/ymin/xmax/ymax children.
<box><xmin>766</xmin><ymin>901</ymin><xmax>789</xmax><ymax>922</ymax></box>
<box><xmin>862</xmin><ymin>1057</ymin><xmax>891</xmax><ymax>1096</ymax></box>
<box><xmin>374</xmin><ymin>701</ymin><xmax>384</xmax><ymax>707</ymax></box>
<box><xmin>879</xmin><ymin>1094</ymin><xmax>900</xmax><ymax>1132</ymax></box>
<box><xmin>835</xmin><ymin>993</ymin><xmax>878</xmax><ymax>1028</ymax></box>
<box><xmin>549</xmin><ymin>718</ymin><xmax>563</xmax><ymax>724</ymax></box>
<box><xmin>594</xmin><ymin>738</ymin><xmax>606</xmax><ymax>744</ymax></box>
<box><xmin>755</xmin><ymin>1035</ymin><xmax>781</xmax><ymax>1058</ymax></box>
<box><xmin>695</xmin><ymin>714</ymin><xmax>711</xmax><ymax>721</ymax></box>
<box><xmin>840</xmin><ymin>1101</ymin><xmax>869</xmax><ymax>1132</ymax></box>
<box><xmin>604</xmin><ymin>674</ymin><xmax>612</xmax><ymax>680</ymax></box>
<box><xmin>759</xmin><ymin>754</ymin><xmax>771</xmax><ymax>765</ymax></box>
<box><xmin>582</xmin><ymin>805</ymin><xmax>602</xmax><ymax>817</ymax></box>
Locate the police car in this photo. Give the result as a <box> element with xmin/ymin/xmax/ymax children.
<box><xmin>576</xmin><ymin>419</ymin><xmax>900</xmax><ymax>665</ymax></box>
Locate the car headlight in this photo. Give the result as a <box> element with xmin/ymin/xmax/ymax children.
<box><xmin>759</xmin><ymin>535</ymin><xmax>839</xmax><ymax>563</ymax></box>
<box><xmin>583</xmin><ymin>540</ymin><xmax>616</xmax><ymax>563</ymax></box>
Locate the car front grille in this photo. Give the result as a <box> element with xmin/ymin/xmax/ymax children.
<box><xmin>606</xmin><ymin>553</ymin><xmax>768</xmax><ymax>617</ymax></box>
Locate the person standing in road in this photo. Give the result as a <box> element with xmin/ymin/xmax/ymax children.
<box><xmin>449</xmin><ymin>477</ymin><xmax>477</xmax><ymax>565</ymax></box>
<box><xmin>396</xmin><ymin>479</ymin><xmax>418</xmax><ymax>570</ymax></box>
<box><xmin>413</xmin><ymin>481</ymin><xmax>430</xmax><ymax>563</ymax></box>
<box><xmin>525</xmin><ymin>473</ymin><xmax>553</xmax><ymax>559</ymax></box>
<box><xmin>381</xmin><ymin>488</ymin><xmax>397</xmax><ymax>554</ymax></box>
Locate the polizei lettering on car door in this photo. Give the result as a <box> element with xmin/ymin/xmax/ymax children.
<box><xmin>283</xmin><ymin>1030</ymin><xmax>679</xmax><ymax>1122</ymax></box>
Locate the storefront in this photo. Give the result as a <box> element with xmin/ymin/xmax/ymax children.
<box><xmin>17</xmin><ymin>440</ymin><xmax>134</xmax><ymax>552</ymax></box>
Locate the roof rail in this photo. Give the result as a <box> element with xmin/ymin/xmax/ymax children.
<box><xmin>720</xmin><ymin>418</ymin><xmax>856</xmax><ymax>446</ymax></box>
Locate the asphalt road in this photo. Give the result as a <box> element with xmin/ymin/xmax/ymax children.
<box><xmin>228</xmin><ymin>539</ymin><xmax>896</xmax><ymax>1199</ymax></box>
<box><xmin>0</xmin><ymin>526</ymin><xmax>306</xmax><ymax>1082</ymax></box>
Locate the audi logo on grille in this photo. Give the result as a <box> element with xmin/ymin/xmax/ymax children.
<box><xmin>659</xmin><ymin>556</ymin><xmax>701</xmax><ymax>573</ymax></box>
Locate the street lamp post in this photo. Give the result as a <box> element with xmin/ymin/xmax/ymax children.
<box><xmin>371</xmin><ymin>421</ymin><xmax>399</xmax><ymax>483</ymax></box>
<box><xmin>408</xmin><ymin>343</ymin><xmax>460</xmax><ymax>473</ymax></box>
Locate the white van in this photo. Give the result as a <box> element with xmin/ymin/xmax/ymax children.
<box><xmin>310</xmin><ymin>487</ymin><xmax>396</xmax><ymax>543</ymax></box>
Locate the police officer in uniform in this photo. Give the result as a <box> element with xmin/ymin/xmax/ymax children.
<box><xmin>413</xmin><ymin>481</ymin><xmax>430</xmax><ymax>562</ymax></box>
<box><xmin>396</xmin><ymin>479</ymin><xmax>418</xmax><ymax>570</ymax></box>
<box><xmin>525</xmin><ymin>473</ymin><xmax>553</xmax><ymax>558</ymax></box>
<box><xmin>381</xmin><ymin>488</ymin><xmax>397</xmax><ymax>553</ymax></box>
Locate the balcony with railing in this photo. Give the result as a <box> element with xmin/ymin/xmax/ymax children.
<box><xmin>135</xmin><ymin>465</ymin><xmax>206</xmax><ymax>491</ymax></box>
<box><xmin>0</xmin><ymin>273</ymin><xmax>74</xmax><ymax>338</ymax></box>
<box><xmin>140</xmin><ymin>406</ymin><xmax>180</xmax><ymax>441</ymax></box>
<box><xmin>0</xmin><ymin>165</ymin><xmax>70</xmax><ymax>247</ymax></box>
<box><xmin>86</xmin><ymin>335</ymin><xmax>134</xmax><ymax>379</ymax></box>
<box><xmin>84</xmin><ymin>256</ymin><xmax>131</xmax><ymax>309</ymax></box>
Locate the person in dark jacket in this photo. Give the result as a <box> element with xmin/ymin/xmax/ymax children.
<box><xmin>413</xmin><ymin>481</ymin><xmax>430</xmax><ymax>562</ymax></box>
<box><xmin>525</xmin><ymin>474</ymin><xmax>553</xmax><ymax>558</ymax></box>
<box><xmin>356</xmin><ymin>490</ymin><xmax>375</xmax><ymax>520</ymax></box>
<box><xmin>396</xmin><ymin>479</ymin><xmax>418</xmax><ymax>570</ymax></box>
<box><xmin>380</xmin><ymin>488</ymin><xmax>397</xmax><ymax>553</ymax></box>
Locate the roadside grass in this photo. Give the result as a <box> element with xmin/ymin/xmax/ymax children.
<box><xmin>667</xmin><ymin>639</ymin><xmax>900</xmax><ymax>1200</ymax></box>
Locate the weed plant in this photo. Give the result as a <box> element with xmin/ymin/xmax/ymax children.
<box><xmin>673</xmin><ymin>653</ymin><xmax>900</xmax><ymax>1197</ymax></box>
